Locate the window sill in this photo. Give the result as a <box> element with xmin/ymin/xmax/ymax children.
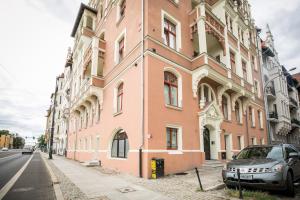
<box><xmin>237</xmin><ymin>123</ymin><xmax>243</xmax><ymax>126</ymax></box>
<box><xmin>167</xmin><ymin>150</ymin><xmax>183</xmax><ymax>155</ymax></box>
<box><xmin>251</xmin><ymin>126</ymin><xmax>256</xmax><ymax>128</ymax></box>
<box><xmin>109</xmin><ymin>157</ymin><xmax>127</xmax><ymax>160</ymax></box>
<box><xmin>223</xmin><ymin>119</ymin><xmax>232</xmax><ymax>123</ymax></box>
<box><xmin>165</xmin><ymin>104</ymin><xmax>182</xmax><ymax>111</ymax></box>
<box><xmin>113</xmin><ymin>111</ymin><xmax>123</xmax><ymax>117</ymax></box>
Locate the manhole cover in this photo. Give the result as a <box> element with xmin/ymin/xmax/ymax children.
<box><xmin>117</xmin><ymin>187</ymin><xmax>136</xmax><ymax>193</ymax></box>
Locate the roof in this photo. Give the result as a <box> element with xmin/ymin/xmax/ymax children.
<box><xmin>71</xmin><ymin>3</ymin><xmax>97</xmax><ymax>37</ymax></box>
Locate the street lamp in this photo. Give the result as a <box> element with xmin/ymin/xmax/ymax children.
<box><xmin>263</xmin><ymin>67</ymin><xmax>297</xmax><ymax>144</ymax></box>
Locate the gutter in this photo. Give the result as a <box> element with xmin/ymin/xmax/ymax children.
<box><xmin>139</xmin><ymin>0</ymin><xmax>145</xmax><ymax>178</ymax></box>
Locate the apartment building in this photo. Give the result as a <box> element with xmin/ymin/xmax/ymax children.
<box><xmin>63</xmin><ymin>0</ymin><xmax>267</xmax><ymax>178</ymax></box>
<box><xmin>261</xmin><ymin>26</ymin><xmax>300</xmax><ymax>145</ymax></box>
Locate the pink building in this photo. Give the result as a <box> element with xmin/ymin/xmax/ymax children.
<box><xmin>66</xmin><ymin>0</ymin><xmax>267</xmax><ymax>178</ymax></box>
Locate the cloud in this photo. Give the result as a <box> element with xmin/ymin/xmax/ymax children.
<box><xmin>250</xmin><ymin>0</ymin><xmax>300</xmax><ymax>72</ymax></box>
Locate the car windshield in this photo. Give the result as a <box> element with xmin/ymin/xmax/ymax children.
<box><xmin>236</xmin><ymin>146</ymin><xmax>283</xmax><ymax>160</ymax></box>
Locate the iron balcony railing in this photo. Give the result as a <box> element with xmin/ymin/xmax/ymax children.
<box><xmin>269</xmin><ymin>112</ymin><xmax>278</xmax><ymax>120</ymax></box>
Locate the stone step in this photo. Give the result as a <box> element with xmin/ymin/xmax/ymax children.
<box><xmin>201</xmin><ymin>160</ymin><xmax>225</xmax><ymax>169</ymax></box>
<box><xmin>82</xmin><ymin>160</ymin><xmax>100</xmax><ymax>167</ymax></box>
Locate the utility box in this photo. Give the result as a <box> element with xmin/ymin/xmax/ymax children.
<box><xmin>151</xmin><ymin>158</ymin><xmax>164</xmax><ymax>179</ymax></box>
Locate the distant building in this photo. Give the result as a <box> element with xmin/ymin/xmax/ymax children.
<box><xmin>261</xmin><ymin>25</ymin><xmax>300</xmax><ymax>145</ymax></box>
<box><xmin>0</xmin><ymin>134</ymin><xmax>12</xmax><ymax>148</ymax></box>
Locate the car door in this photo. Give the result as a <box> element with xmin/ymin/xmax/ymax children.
<box><xmin>285</xmin><ymin>146</ymin><xmax>300</xmax><ymax>180</ymax></box>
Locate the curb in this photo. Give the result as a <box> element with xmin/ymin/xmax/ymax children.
<box><xmin>204</xmin><ymin>183</ymin><xmax>226</xmax><ymax>191</ymax></box>
<box><xmin>40</xmin><ymin>152</ymin><xmax>64</xmax><ymax>200</ymax></box>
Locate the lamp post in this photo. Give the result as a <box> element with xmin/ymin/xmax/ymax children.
<box><xmin>49</xmin><ymin>77</ymin><xmax>59</xmax><ymax>159</ymax></box>
<box><xmin>263</xmin><ymin>67</ymin><xmax>296</xmax><ymax>144</ymax></box>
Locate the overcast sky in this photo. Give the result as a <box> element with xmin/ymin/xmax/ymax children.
<box><xmin>0</xmin><ymin>0</ymin><xmax>299</xmax><ymax>139</ymax></box>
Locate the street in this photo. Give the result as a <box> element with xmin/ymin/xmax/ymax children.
<box><xmin>0</xmin><ymin>151</ymin><xmax>55</xmax><ymax>200</ymax></box>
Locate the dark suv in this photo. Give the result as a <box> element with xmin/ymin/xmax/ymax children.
<box><xmin>222</xmin><ymin>144</ymin><xmax>300</xmax><ymax>196</ymax></box>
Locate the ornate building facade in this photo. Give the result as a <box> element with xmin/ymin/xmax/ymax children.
<box><xmin>261</xmin><ymin>25</ymin><xmax>300</xmax><ymax>145</ymax></box>
<box><xmin>46</xmin><ymin>0</ymin><xmax>267</xmax><ymax>178</ymax></box>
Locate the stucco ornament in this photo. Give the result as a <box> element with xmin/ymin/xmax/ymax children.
<box><xmin>192</xmin><ymin>69</ymin><xmax>209</xmax><ymax>98</ymax></box>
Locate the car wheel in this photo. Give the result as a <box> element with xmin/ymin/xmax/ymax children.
<box><xmin>286</xmin><ymin>172</ymin><xmax>295</xmax><ymax>197</ymax></box>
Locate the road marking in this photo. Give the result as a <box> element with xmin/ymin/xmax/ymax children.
<box><xmin>0</xmin><ymin>153</ymin><xmax>21</xmax><ymax>161</ymax></box>
<box><xmin>0</xmin><ymin>154</ymin><xmax>33</xmax><ymax>200</ymax></box>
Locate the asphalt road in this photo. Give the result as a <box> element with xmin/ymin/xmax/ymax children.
<box><xmin>0</xmin><ymin>151</ymin><xmax>21</xmax><ymax>158</ymax></box>
<box><xmin>0</xmin><ymin>152</ymin><xmax>30</xmax><ymax>189</ymax></box>
<box><xmin>0</xmin><ymin>152</ymin><xmax>56</xmax><ymax>200</ymax></box>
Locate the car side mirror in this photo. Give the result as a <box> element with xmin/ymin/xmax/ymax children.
<box><xmin>288</xmin><ymin>152</ymin><xmax>298</xmax><ymax>159</ymax></box>
<box><xmin>232</xmin><ymin>155</ymin><xmax>237</xmax><ymax>160</ymax></box>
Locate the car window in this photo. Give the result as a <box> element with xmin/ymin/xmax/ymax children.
<box><xmin>236</xmin><ymin>146</ymin><xmax>283</xmax><ymax>160</ymax></box>
<box><xmin>285</xmin><ymin>147</ymin><xmax>297</xmax><ymax>158</ymax></box>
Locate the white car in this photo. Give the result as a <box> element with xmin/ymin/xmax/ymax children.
<box><xmin>2</xmin><ymin>147</ymin><xmax>8</xmax><ymax>151</ymax></box>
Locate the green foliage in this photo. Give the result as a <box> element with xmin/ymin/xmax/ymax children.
<box><xmin>37</xmin><ymin>135</ymin><xmax>46</xmax><ymax>148</ymax></box>
<box><xmin>13</xmin><ymin>137</ymin><xmax>25</xmax><ymax>149</ymax></box>
<box><xmin>0</xmin><ymin>130</ymin><xmax>10</xmax><ymax>135</ymax></box>
<box><xmin>226</xmin><ymin>189</ymin><xmax>276</xmax><ymax>200</ymax></box>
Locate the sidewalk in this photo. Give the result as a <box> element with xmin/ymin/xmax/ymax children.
<box><xmin>43</xmin><ymin>154</ymin><xmax>171</xmax><ymax>200</ymax></box>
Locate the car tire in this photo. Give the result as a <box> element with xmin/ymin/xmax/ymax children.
<box><xmin>286</xmin><ymin>172</ymin><xmax>295</xmax><ymax>197</ymax></box>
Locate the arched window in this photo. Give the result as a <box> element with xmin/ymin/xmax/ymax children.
<box><xmin>117</xmin><ymin>83</ymin><xmax>123</xmax><ymax>112</ymax></box>
<box><xmin>222</xmin><ymin>95</ymin><xmax>228</xmax><ymax>120</ymax></box>
<box><xmin>164</xmin><ymin>72</ymin><xmax>178</xmax><ymax>106</ymax></box>
<box><xmin>235</xmin><ymin>101</ymin><xmax>241</xmax><ymax>123</ymax></box>
<box><xmin>111</xmin><ymin>130</ymin><xmax>129</xmax><ymax>158</ymax></box>
<box><xmin>198</xmin><ymin>84</ymin><xmax>215</xmax><ymax>108</ymax></box>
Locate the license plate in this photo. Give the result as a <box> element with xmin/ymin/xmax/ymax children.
<box><xmin>234</xmin><ymin>174</ymin><xmax>253</xmax><ymax>180</ymax></box>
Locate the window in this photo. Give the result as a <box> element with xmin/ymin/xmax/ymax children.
<box><xmin>251</xmin><ymin>138</ymin><xmax>255</xmax><ymax>145</ymax></box>
<box><xmin>229</xmin><ymin>18</ymin><xmax>233</xmax><ymax>32</ymax></box>
<box><xmin>258</xmin><ymin>110</ymin><xmax>263</xmax><ymax>129</ymax></box>
<box><xmin>222</xmin><ymin>95</ymin><xmax>229</xmax><ymax>120</ymax></box>
<box><xmin>242</xmin><ymin>60</ymin><xmax>247</xmax><ymax>81</ymax></box>
<box><xmin>163</xmin><ymin>18</ymin><xmax>177</xmax><ymax>49</ymax></box>
<box><xmin>164</xmin><ymin>72</ymin><xmax>178</xmax><ymax>106</ymax></box>
<box><xmin>237</xmin><ymin>136</ymin><xmax>242</xmax><ymax>150</ymax></box>
<box><xmin>117</xmin><ymin>83</ymin><xmax>123</xmax><ymax>112</ymax></box>
<box><xmin>118</xmin><ymin>37</ymin><xmax>124</xmax><ymax>62</ymax></box>
<box><xmin>249</xmin><ymin>107</ymin><xmax>255</xmax><ymax>127</ymax></box>
<box><xmin>254</xmin><ymin>80</ymin><xmax>259</xmax><ymax>95</ymax></box>
<box><xmin>86</xmin><ymin>16</ymin><xmax>93</xmax><ymax>29</ymax></box>
<box><xmin>111</xmin><ymin>130</ymin><xmax>129</xmax><ymax>158</ymax></box>
<box><xmin>251</xmin><ymin>55</ymin><xmax>256</xmax><ymax>70</ymax></box>
<box><xmin>230</xmin><ymin>51</ymin><xmax>236</xmax><ymax>73</ymax></box>
<box><xmin>120</xmin><ymin>0</ymin><xmax>126</xmax><ymax>18</ymax></box>
<box><xmin>235</xmin><ymin>101</ymin><xmax>241</xmax><ymax>123</ymax></box>
<box><xmin>167</xmin><ymin>127</ymin><xmax>178</xmax><ymax>150</ymax></box>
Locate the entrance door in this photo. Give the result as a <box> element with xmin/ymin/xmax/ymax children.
<box><xmin>203</xmin><ymin>128</ymin><xmax>211</xmax><ymax>160</ymax></box>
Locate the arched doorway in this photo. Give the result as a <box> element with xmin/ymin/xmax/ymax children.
<box><xmin>203</xmin><ymin>127</ymin><xmax>211</xmax><ymax>160</ymax></box>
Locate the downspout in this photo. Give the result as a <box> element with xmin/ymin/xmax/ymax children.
<box><xmin>139</xmin><ymin>0</ymin><xmax>145</xmax><ymax>178</ymax></box>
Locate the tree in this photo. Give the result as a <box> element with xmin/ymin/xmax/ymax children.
<box><xmin>13</xmin><ymin>137</ymin><xmax>25</xmax><ymax>149</ymax></box>
<box><xmin>0</xmin><ymin>130</ymin><xmax>10</xmax><ymax>135</ymax></box>
<box><xmin>37</xmin><ymin>135</ymin><xmax>46</xmax><ymax>148</ymax></box>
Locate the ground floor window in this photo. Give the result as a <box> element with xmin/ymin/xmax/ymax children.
<box><xmin>111</xmin><ymin>130</ymin><xmax>129</xmax><ymax>158</ymax></box>
<box><xmin>166</xmin><ymin>127</ymin><xmax>178</xmax><ymax>150</ymax></box>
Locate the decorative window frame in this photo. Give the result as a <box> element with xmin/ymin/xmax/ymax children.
<box><xmin>161</xmin><ymin>10</ymin><xmax>182</xmax><ymax>52</ymax></box>
<box><xmin>107</xmin><ymin>128</ymin><xmax>129</xmax><ymax>160</ymax></box>
<box><xmin>116</xmin><ymin>0</ymin><xmax>126</xmax><ymax>23</ymax></box>
<box><xmin>114</xmin><ymin>29</ymin><xmax>126</xmax><ymax>64</ymax></box>
<box><xmin>258</xmin><ymin>110</ymin><xmax>264</xmax><ymax>129</ymax></box>
<box><xmin>222</xmin><ymin>93</ymin><xmax>231</xmax><ymax>121</ymax></box>
<box><xmin>113</xmin><ymin>79</ymin><xmax>124</xmax><ymax>115</ymax></box>
<box><xmin>166</xmin><ymin>124</ymin><xmax>183</xmax><ymax>154</ymax></box>
<box><xmin>164</xmin><ymin>67</ymin><xmax>183</xmax><ymax>108</ymax></box>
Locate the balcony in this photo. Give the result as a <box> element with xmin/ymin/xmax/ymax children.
<box><xmin>269</xmin><ymin>112</ymin><xmax>279</xmax><ymax>123</ymax></box>
<box><xmin>291</xmin><ymin>118</ymin><xmax>300</xmax><ymax>128</ymax></box>
<box><xmin>289</xmin><ymin>97</ymin><xmax>298</xmax><ymax>109</ymax></box>
<box><xmin>266</xmin><ymin>86</ymin><xmax>276</xmax><ymax>101</ymax></box>
<box><xmin>71</xmin><ymin>76</ymin><xmax>104</xmax><ymax>111</ymax></box>
<box><xmin>83</xmin><ymin>39</ymin><xmax>106</xmax><ymax>77</ymax></box>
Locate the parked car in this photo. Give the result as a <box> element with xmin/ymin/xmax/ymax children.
<box><xmin>22</xmin><ymin>145</ymin><xmax>34</xmax><ymax>154</ymax></box>
<box><xmin>1</xmin><ymin>147</ymin><xmax>8</xmax><ymax>151</ymax></box>
<box><xmin>222</xmin><ymin>144</ymin><xmax>300</xmax><ymax>196</ymax></box>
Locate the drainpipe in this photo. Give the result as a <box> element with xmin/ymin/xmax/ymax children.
<box><xmin>139</xmin><ymin>0</ymin><xmax>145</xmax><ymax>178</ymax></box>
